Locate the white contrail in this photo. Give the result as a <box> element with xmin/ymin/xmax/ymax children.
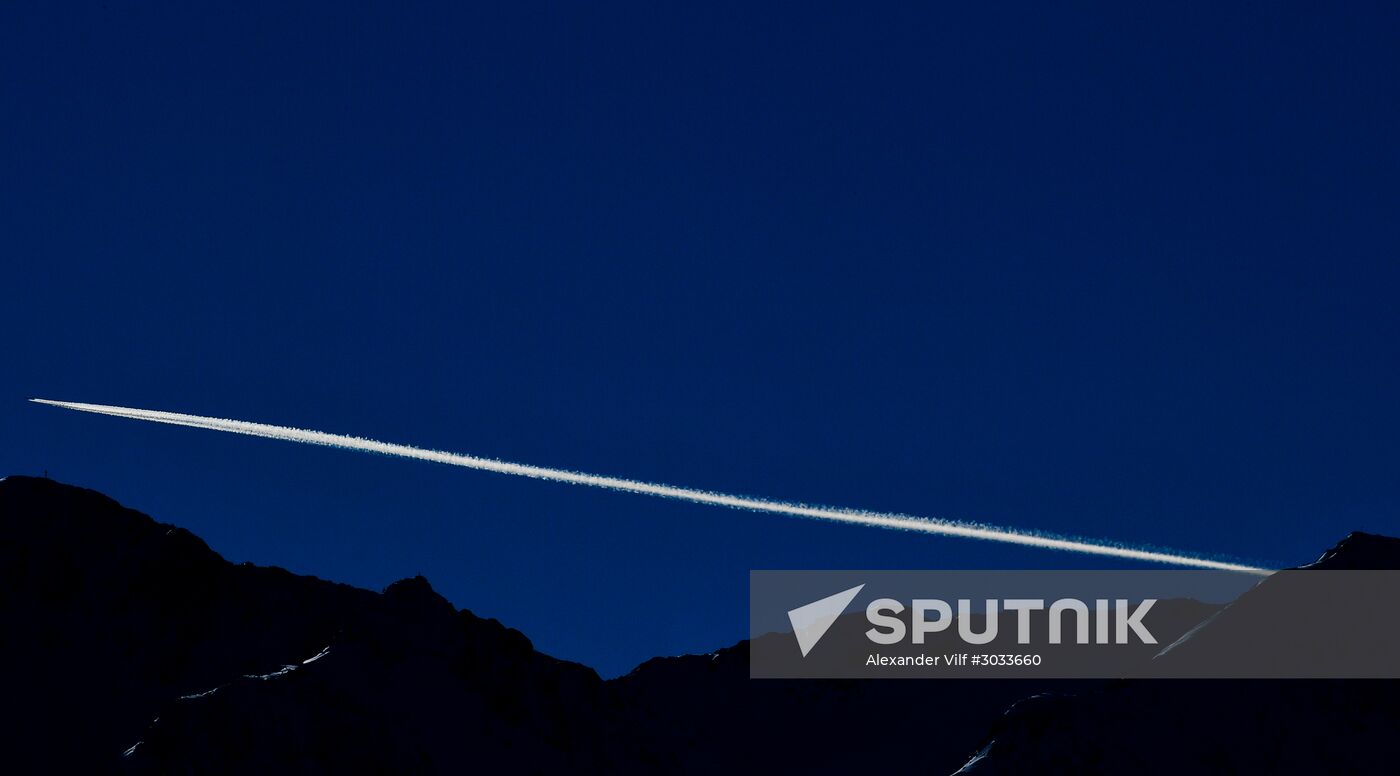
<box><xmin>30</xmin><ymin>398</ymin><xmax>1270</xmax><ymax>574</ymax></box>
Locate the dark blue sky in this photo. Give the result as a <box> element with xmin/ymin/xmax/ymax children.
<box><xmin>3</xmin><ymin>2</ymin><xmax>1398</xmax><ymax>676</ymax></box>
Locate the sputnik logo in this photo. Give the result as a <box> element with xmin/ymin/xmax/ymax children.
<box><xmin>787</xmin><ymin>584</ymin><xmax>865</xmax><ymax>657</ymax></box>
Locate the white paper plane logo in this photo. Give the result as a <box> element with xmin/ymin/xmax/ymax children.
<box><xmin>787</xmin><ymin>584</ymin><xmax>865</xmax><ymax>657</ymax></box>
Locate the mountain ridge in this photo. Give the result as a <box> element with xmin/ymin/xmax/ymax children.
<box><xmin>5</xmin><ymin>475</ymin><xmax>1398</xmax><ymax>774</ymax></box>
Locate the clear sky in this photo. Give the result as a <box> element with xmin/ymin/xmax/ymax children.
<box><xmin>3</xmin><ymin>2</ymin><xmax>1398</xmax><ymax>677</ymax></box>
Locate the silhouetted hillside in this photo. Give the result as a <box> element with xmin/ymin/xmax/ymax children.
<box><xmin>4</xmin><ymin>475</ymin><xmax>1398</xmax><ymax>775</ymax></box>
<box><xmin>956</xmin><ymin>532</ymin><xmax>1400</xmax><ymax>774</ymax></box>
<box><xmin>0</xmin><ymin>476</ymin><xmax>635</xmax><ymax>773</ymax></box>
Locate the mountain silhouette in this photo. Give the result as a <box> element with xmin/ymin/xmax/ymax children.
<box><xmin>4</xmin><ymin>475</ymin><xmax>1398</xmax><ymax>774</ymax></box>
<box><xmin>956</xmin><ymin>532</ymin><xmax>1400</xmax><ymax>774</ymax></box>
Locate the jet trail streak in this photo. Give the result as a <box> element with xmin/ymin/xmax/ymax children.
<box><xmin>30</xmin><ymin>398</ymin><xmax>1270</xmax><ymax>574</ymax></box>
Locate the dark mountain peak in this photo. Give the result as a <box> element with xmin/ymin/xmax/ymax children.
<box><xmin>11</xmin><ymin>475</ymin><xmax>1400</xmax><ymax>775</ymax></box>
<box><xmin>1</xmin><ymin>473</ymin><xmax>225</xmax><ymax>583</ymax></box>
<box><xmin>1</xmin><ymin>473</ymin><xmax>126</xmax><ymax>513</ymax></box>
<box><xmin>959</xmin><ymin>531</ymin><xmax>1400</xmax><ymax>773</ymax></box>
<box><xmin>1301</xmin><ymin>530</ymin><xmax>1400</xmax><ymax>570</ymax></box>
<box><xmin>0</xmin><ymin>474</ymin><xmax>621</xmax><ymax>773</ymax></box>
<box><xmin>382</xmin><ymin>574</ymin><xmax>454</xmax><ymax>615</ymax></box>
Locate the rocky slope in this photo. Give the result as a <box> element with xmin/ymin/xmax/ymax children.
<box><xmin>955</xmin><ymin>533</ymin><xmax>1400</xmax><ymax>774</ymax></box>
<box><xmin>0</xmin><ymin>475</ymin><xmax>634</xmax><ymax>773</ymax></box>
<box><xmin>5</xmin><ymin>475</ymin><xmax>1398</xmax><ymax>774</ymax></box>
<box><xmin>3</xmin><ymin>476</ymin><xmax>1059</xmax><ymax>774</ymax></box>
